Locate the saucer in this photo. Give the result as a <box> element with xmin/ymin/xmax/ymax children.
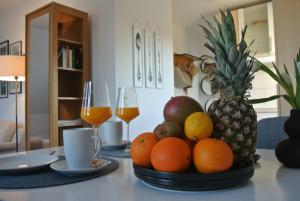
<box><xmin>50</xmin><ymin>159</ymin><xmax>110</xmax><ymax>176</ymax></box>
<box><xmin>102</xmin><ymin>140</ymin><xmax>131</xmax><ymax>150</ymax></box>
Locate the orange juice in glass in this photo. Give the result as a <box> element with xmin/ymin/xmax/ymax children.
<box><xmin>115</xmin><ymin>107</ymin><xmax>139</xmax><ymax>123</ymax></box>
<box><xmin>81</xmin><ymin>81</ymin><xmax>111</xmax><ymax>154</ymax></box>
<box><xmin>116</xmin><ymin>87</ymin><xmax>139</xmax><ymax>152</ymax></box>
<box><xmin>81</xmin><ymin>106</ymin><xmax>112</xmax><ymax>127</ymax></box>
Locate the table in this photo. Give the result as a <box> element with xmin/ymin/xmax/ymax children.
<box><xmin>0</xmin><ymin>148</ymin><xmax>299</xmax><ymax>201</ymax></box>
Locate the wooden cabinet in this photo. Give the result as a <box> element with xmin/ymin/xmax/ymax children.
<box><xmin>26</xmin><ymin>3</ymin><xmax>89</xmax><ymax>149</ymax></box>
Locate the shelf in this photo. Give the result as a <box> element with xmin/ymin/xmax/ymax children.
<box><xmin>58</xmin><ymin>119</ymin><xmax>83</xmax><ymax>127</ymax></box>
<box><xmin>58</xmin><ymin>38</ymin><xmax>82</xmax><ymax>45</ymax></box>
<box><xmin>58</xmin><ymin>100</ymin><xmax>81</xmax><ymax>121</ymax></box>
<box><xmin>255</xmin><ymin>108</ymin><xmax>277</xmax><ymax>113</ymax></box>
<box><xmin>26</xmin><ymin>2</ymin><xmax>88</xmax><ymax>147</ymax></box>
<box><xmin>174</xmin><ymin>53</ymin><xmax>201</xmax><ymax>61</ymax></box>
<box><xmin>58</xmin><ymin>67</ymin><xmax>83</xmax><ymax>72</ymax></box>
<box><xmin>58</xmin><ymin>97</ymin><xmax>82</xmax><ymax>101</ymax></box>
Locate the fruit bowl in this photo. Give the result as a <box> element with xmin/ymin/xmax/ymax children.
<box><xmin>133</xmin><ymin>163</ymin><xmax>254</xmax><ymax>191</ymax></box>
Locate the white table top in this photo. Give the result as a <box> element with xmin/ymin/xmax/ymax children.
<box><xmin>0</xmin><ymin>148</ymin><xmax>299</xmax><ymax>201</ymax></box>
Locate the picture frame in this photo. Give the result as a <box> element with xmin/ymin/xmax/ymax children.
<box><xmin>0</xmin><ymin>81</ymin><xmax>8</xmax><ymax>98</ymax></box>
<box><xmin>154</xmin><ymin>28</ymin><xmax>163</xmax><ymax>89</ymax></box>
<box><xmin>0</xmin><ymin>40</ymin><xmax>9</xmax><ymax>55</ymax></box>
<box><xmin>9</xmin><ymin>82</ymin><xmax>22</xmax><ymax>94</ymax></box>
<box><xmin>10</xmin><ymin>41</ymin><xmax>22</xmax><ymax>55</ymax></box>
<box><xmin>144</xmin><ymin>23</ymin><xmax>155</xmax><ymax>88</ymax></box>
<box><xmin>132</xmin><ymin>19</ymin><xmax>144</xmax><ymax>88</ymax></box>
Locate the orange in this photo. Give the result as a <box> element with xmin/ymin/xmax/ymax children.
<box><xmin>193</xmin><ymin>138</ymin><xmax>233</xmax><ymax>174</ymax></box>
<box><xmin>184</xmin><ymin>112</ymin><xmax>213</xmax><ymax>141</ymax></box>
<box><xmin>151</xmin><ymin>137</ymin><xmax>191</xmax><ymax>173</ymax></box>
<box><xmin>130</xmin><ymin>132</ymin><xmax>158</xmax><ymax>167</ymax></box>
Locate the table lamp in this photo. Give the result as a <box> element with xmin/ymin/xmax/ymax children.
<box><xmin>0</xmin><ymin>56</ymin><xmax>25</xmax><ymax>152</ymax></box>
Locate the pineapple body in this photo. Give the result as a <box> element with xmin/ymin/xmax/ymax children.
<box><xmin>201</xmin><ymin>10</ymin><xmax>258</xmax><ymax>167</ymax></box>
<box><xmin>208</xmin><ymin>98</ymin><xmax>257</xmax><ymax>167</ymax></box>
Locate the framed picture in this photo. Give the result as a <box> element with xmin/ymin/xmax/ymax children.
<box><xmin>0</xmin><ymin>40</ymin><xmax>9</xmax><ymax>55</ymax></box>
<box><xmin>9</xmin><ymin>82</ymin><xmax>22</xmax><ymax>94</ymax></box>
<box><xmin>154</xmin><ymin>28</ymin><xmax>163</xmax><ymax>89</ymax></box>
<box><xmin>132</xmin><ymin>19</ymin><xmax>144</xmax><ymax>88</ymax></box>
<box><xmin>10</xmin><ymin>41</ymin><xmax>22</xmax><ymax>55</ymax></box>
<box><xmin>0</xmin><ymin>81</ymin><xmax>8</xmax><ymax>98</ymax></box>
<box><xmin>144</xmin><ymin>23</ymin><xmax>155</xmax><ymax>88</ymax></box>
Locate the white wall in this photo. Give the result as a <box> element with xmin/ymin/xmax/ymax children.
<box><xmin>0</xmin><ymin>0</ymin><xmax>117</xmax><ymax>135</ymax></box>
<box><xmin>89</xmin><ymin>0</ymin><xmax>116</xmax><ymax>109</ymax></box>
<box><xmin>0</xmin><ymin>1</ymin><xmax>27</xmax><ymax>125</ymax></box>
<box><xmin>114</xmin><ymin>0</ymin><xmax>174</xmax><ymax>139</ymax></box>
<box><xmin>172</xmin><ymin>22</ymin><xmax>213</xmax><ymax>109</ymax></box>
<box><xmin>173</xmin><ymin>23</ymin><xmax>204</xmax><ymax>56</ymax></box>
<box><xmin>0</xmin><ymin>0</ymin><xmax>175</xmax><ymax>140</ymax></box>
<box><xmin>0</xmin><ymin>86</ymin><xmax>25</xmax><ymax>125</ymax></box>
<box><xmin>273</xmin><ymin>0</ymin><xmax>300</xmax><ymax>116</ymax></box>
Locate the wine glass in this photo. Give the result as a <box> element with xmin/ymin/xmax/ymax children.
<box><xmin>81</xmin><ymin>81</ymin><xmax>112</xmax><ymax>156</ymax></box>
<box><xmin>116</xmin><ymin>87</ymin><xmax>140</xmax><ymax>152</ymax></box>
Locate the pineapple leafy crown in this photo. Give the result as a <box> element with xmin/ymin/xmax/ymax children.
<box><xmin>200</xmin><ymin>9</ymin><xmax>255</xmax><ymax>99</ymax></box>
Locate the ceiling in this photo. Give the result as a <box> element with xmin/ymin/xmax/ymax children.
<box><xmin>172</xmin><ymin>0</ymin><xmax>269</xmax><ymax>28</ymax></box>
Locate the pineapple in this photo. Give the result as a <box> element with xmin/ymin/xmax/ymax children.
<box><xmin>200</xmin><ymin>10</ymin><xmax>256</xmax><ymax>167</ymax></box>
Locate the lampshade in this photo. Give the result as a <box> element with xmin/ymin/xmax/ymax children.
<box><xmin>0</xmin><ymin>56</ymin><xmax>25</xmax><ymax>81</ymax></box>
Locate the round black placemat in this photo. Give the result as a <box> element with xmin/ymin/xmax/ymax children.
<box><xmin>0</xmin><ymin>157</ymin><xmax>118</xmax><ymax>189</ymax></box>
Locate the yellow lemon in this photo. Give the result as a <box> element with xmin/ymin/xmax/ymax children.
<box><xmin>184</xmin><ymin>112</ymin><xmax>213</xmax><ymax>141</ymax></box>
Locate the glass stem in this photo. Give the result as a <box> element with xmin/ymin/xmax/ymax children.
<box><xmin>127</xmin><ymin>122</ymin><xmax>130</xmax><ymax>151</ymax></box>
<box><xmin>94</xmin><ymin>126</ymin><xmax>102</xmax><ymax>153</ymax></box>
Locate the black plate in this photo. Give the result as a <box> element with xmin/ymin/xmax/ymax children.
<box><xmin>133</xmin><ymin>163</ymin><xmax>254</xmax><ymax>191</ymax></box>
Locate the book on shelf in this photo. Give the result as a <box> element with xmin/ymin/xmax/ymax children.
<box><xmin>69</xmin><ymin>49</ymin><xmax>73</xmax><ymax>68</ymax></box>
<box><xmin>63</xmin><ymin>48</ymin><xmax>67</xmax><ymax>68</ymax></box>
<box><xmin>74</xmin><ymin>48</ymin><xmax>83</xmax><ymax>69</ymax></box>
<box><xmin>58</xmin><ymin>47</ymin><xmax>63</xmax><ymax>67</ymax></box>
<box><xmin>58</xmin><ymin>45</ymin><xmax>83</xmax><ymax>69</ymax></box>
<box><xmin>58</xmin><ymin>46</ymin><xmax>68</xmax><ymax>68</ymax></box>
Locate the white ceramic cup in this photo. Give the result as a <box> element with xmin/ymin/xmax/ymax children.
<box><xmin>63</xmin><ymin>128</ymin><xmax>100</xmax><ymax>170</ymax></box>
<box><xmin>102</xmin><ymin>121</ymin><xmax>123</xmax><ymax>145</ymax></box>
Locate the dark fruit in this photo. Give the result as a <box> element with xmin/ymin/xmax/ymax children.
<box><xmin>153</xmin><ymin>121</ymin><xmax>166</xmax><ymax>132</ymax></box>
<box><xmin>163</xmin><ymin>96</ymin><xmax>204</xmax><ymax>124</ymax></box>
<box><xmin>154</xmin><ymin>122</ymin><xmax>183</xmax><ymax>139</ymax></box>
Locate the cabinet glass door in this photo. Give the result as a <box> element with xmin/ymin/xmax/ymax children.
<box><xmin>28</xmin><ymin>13</ymin><xmax>50</xmax><ymax>150</ymax></box>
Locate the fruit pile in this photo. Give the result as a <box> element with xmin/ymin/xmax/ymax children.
<box><xmin>131</xmin><ymin>96</ymin><xmax>234</xmax><ymax>174</ymax></box>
